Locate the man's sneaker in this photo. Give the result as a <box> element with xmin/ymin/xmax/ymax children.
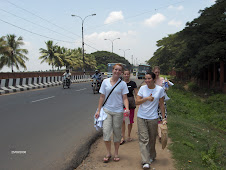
<box><xmin>142</xmin><ymin>163</ymin><xmax>150</xmax><ymax>169</ymax></box>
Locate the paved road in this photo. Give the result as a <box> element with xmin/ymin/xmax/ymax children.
<box><xmin>0</xmin><ymin>81</ymin><xmax>100</xmax><ymax>170</ymax></box>
<box><xmin>0</xmin><ymin>76</ymin><xmax>143</xmax><ymax>170</ymax></box>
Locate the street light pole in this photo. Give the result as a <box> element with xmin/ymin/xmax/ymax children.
<box><xmin>104</xmin><ymin>38</ymin><xmax>120</xmax><ymax>53</ymax></box>
<box><xmin>119</xmin><ymin>48</ymin><xmax>130</xmax><ymax>58</ymax></box>
<box><xmin>71</xmin><ymin>13</ymin><xmax>96</xmax><ymax>74</ymax></box>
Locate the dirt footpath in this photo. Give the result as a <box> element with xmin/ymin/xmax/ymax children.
<box><xmin>76</xmin><ymin>108</ymin><xmax>175</xmax><ymax>170</ymax></box>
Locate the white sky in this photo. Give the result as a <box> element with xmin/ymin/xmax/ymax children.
<box><xmin>0</xmin><ymin>0</ymin><xmax>216</xmax><ymax>72</ymax></box>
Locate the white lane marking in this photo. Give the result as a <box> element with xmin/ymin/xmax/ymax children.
<box><xmin>75</xmin><ymin>88</ymin><xmax>87</xmax><ymax>92</ymax></box>
<box><xmin>31</xmin><ymin>96</ymin><xmax>55</xmax><ymax>103</ymax></box>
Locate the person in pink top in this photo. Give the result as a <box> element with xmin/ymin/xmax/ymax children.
<box><xmin>153</xmin><ymin>66</ymin><xmax>173</xmax><ymax>143</ymax></box>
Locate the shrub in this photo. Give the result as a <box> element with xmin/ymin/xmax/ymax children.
<box><xmin>201</xmin><ymin>142</ymin><xmax>219</xmax><ymax>169</ymax></box>
<box><xmin>188</xmin><ymin>82</ymin><xmax>200</xmax><ymax>92</ymax></box>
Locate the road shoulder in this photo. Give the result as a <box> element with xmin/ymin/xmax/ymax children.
<box><xmin>76</xmin><ymin>108</ymin><xmax>175</xmax><ymax>170</ymax></box>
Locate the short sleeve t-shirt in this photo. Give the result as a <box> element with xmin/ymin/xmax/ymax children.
<box><xmin>99</xmin><ymin>78</ymin><xmax>129</xmax><ymax>113</ymax></box>
<box><xmin>137</xmin><ymin>85</ymin><xmax>164</xmax><ymax>119</ymax></box>
<box><xmin>126</xmin><ymin>81</ymin><xmax>137</xmax><ymax>97</ymax></box>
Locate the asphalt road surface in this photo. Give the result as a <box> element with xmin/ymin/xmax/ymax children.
<box><xmin>0</xmin><ymin>76</ymin><xmax>143</xmax><ymax>170</ymax></box>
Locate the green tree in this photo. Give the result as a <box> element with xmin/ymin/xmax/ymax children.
<box><xmin>97</xmin><ymin>64</ymin><xmax>106</xmax><ymax>72</ymax></box>
<box><xmin>72</xmin><ymin>48</ymin><xmax>97</xmax><ymax>71</ymax></box>
<box><xmin>0</xmin><ymin>34</ymin><xmax>28</xmax><ymax>72</ymax></box>
<box><xmin>148</xmin><ymin>0</ymin><xmax>226</xmax><ymax>77</ymax></box>
<box><xmin>39</xmin><ymin>40</ymin><xmax>62</xmax><ymax>70</ymax></box>
<box><xmin>63</xmin><ymin>48</ymin><xmax>79</xmax><ymax>69</ymax></box>
<box><xmin>91</xmin><ymin>51</ymin><xmax>131</xmax><ymax>71</ymax></box>
<box><xmin>54</xmin><ymin>46</ymin><xmax>74</xmax><ymax>70</ymax></box>
<box><xmin>70</xmin><ymin>48</ymin><xmax>83</xmax><ymax>70</ymax></box>
<box><xmin>182</xmin><ymin>0</ymin><xmax>226</xmax><ymax>76</ymax></box>
<box><xmin>85</xmin><ymin>53</ymin><xmax>97</xmax><ymax>71</ymax></box>
<box><xmin>0</xmin><ymin>36</ymin><xmax>9</xmax><ymax>54</ymax></box>
<box><xmin>147</xmin><ymin>33</ymin><xmax>185</xmax><ymax>74</ymax></box>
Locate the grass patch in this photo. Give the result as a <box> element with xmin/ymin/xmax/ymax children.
<box><xmin>166</xmin><ymin>83</ymin><xmax>226</xmax><ymax>169</ymax></box>
<box><xmin>160</xmin><ymin>74</ymin><xmax>175</xmax><ymax>81</ymax></box>
<box><xmin>187</xmin><ymin>82</ymin><xmax>200</xmax><ymax>92</ymax></box>
<box><xmin>167</xmin><ymin>85</ymin><xmax>226</xmax><ymax>131</ymax></box>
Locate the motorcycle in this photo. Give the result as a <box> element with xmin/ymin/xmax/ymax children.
<box><xmin>91</xmin><ymin>78</ymin><xmax>101</xmax><ymax>94</ymax></box>
<box><xmin>63</xmin><ymin>76</ymin><xmax>71</xmax><ymax>89</ymax></box>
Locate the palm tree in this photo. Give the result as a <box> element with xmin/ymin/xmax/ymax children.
<box><xmin>63</xmin><ymin>48</ymin><xmax>79</xmax><ymax>69</ymax></box>
<box><xmin>71</xmin><ymin>48</ymin><xmax>84</xmax><ymax>71</ymax></box>
<box><xmin>39</xmin><ymin>40</ymin><xmax>62</xmax><ymax>70</ymax></box>
<box><xmin>0</xmin><ymin>34</ymin><xmax>28</xmax><ymax>72</ymax></box>
<box><xmin>54</xmin><ymin>46</ymin><xmax>66</xmax><ymax>70</ymax></box>
<box><xmin>85</xmin><ymin>54</ymin><xmax>97</xmax><ymax>71</ymax></box>
<box><xmin>70</xmin><ymin>47</ymin><xmax>96</xmax><ymax>71</ymax></box>
<box><xmin>54</xmin><ymin>46</ymin><xmax>78</xmax><ymax>70</ymax></box>
<box><xmin>0</xmin><ymin>36</ymin><xmax>9</xmax><ymax>54</ymax></box>
<box><xmin>68</xmin><ymin>48</ymin><xmax>83</xmax><ymax>70</ymax></box>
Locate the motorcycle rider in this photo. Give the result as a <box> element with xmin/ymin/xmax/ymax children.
<box><xmin>63</xmin><ymin>69</ymin><xmax>71</xmax><ymax>86</ymax></box>
<box><xmin>91</xmin><ymin>69</ymin><xmax>102</xmax><ymax>86</ymax></box>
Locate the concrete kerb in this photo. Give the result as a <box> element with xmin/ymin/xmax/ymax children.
<box><xmin>64</xmin><ymin>130</ymin><xmax>103</xmax><ymax>170</ymax></box>
<box><xmin>0</xmin><ymin>75</ymin><xmax>92</xmax><ymax>95</ymax></box>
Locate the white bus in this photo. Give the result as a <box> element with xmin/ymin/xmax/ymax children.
<box><xmin>107</xmin><ymin>63</ymin><xmax>126</xmax><ymax>78</ymax></box>
<box><xmin>137</xmin><ymin>64</ymin><xmax>151</xmax><ymax>79</ymax></box>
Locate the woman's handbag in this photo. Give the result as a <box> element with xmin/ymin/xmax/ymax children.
<box><xmin>159</xmin><ymin>124</ymin><xmax>168</xmax><ymax>149</ymax></box>
<box><xmin>128</xmin><ymin>96</ymin><xmax>136</xmax><ymax>109</ymax></box>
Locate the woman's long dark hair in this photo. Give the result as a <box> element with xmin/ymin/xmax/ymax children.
<box><xmin>145</xmin><ymin>71</ymin><xmax>156</xmax><ymax>80</ymax></box>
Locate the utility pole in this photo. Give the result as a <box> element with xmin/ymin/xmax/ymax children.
<box><xmin>104</xmin><ymin>38</ymin><xmax>120</xmax><ymax>53</ymax></box>
<box><xmin>71</xmin><ymin>14</ymin><xmax>96</xmax><ymax>74</ymax></box>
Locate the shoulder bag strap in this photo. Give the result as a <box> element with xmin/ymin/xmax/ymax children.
<box><xmin>102</xmin><ymin>79</ymin><xmax>122</xmax><ymax>107</ymax></box>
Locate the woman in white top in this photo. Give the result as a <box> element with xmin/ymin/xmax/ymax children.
<box><xmin>95</xmin><ymin>63</ymin><xmax>129</xmax><ymax>163</ymax></box>
<box><xmin>135</xmin><ymin>72</ymin><xmax>166</xmax><ymax>169</ymax></box>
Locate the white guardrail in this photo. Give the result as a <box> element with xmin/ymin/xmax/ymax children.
<box><xmin>0</xmin><ymin>75</ymin><xmax>91</xmax><ymax>95</ymax></box>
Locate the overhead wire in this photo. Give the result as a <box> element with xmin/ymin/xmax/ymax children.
<box><xmin>0</xmin><ymin>18</ymin><xmax>75</xmax><ymax>43</ymax></box>
<box><xmin>5</xmin><ymin>0</ymin><xmax>81</xmax><ymax>38</ymax></box>
<box><xmin>0</xmin><ymin>8</ymin><xmax>78</xmax><ymax>41</ymax></box>
<box><xmin>84</xmin><ymin>42</ymin><xmax>100</xmax><ymax>51</ymax></box>
<box><xmin>2</xmin><ymin>0</ymin><xmax>187</xmax><ymax>52</ymax></box>
<box><xmin>5</xmin><ymin>0</ymin><xmax>99</xmax><ymax>50</ymax></box>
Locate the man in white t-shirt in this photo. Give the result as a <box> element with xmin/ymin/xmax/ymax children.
<box><xmin>63</xmin><ymin>69</ymin><xmax>71</xmax><ymax>85</ymax></box>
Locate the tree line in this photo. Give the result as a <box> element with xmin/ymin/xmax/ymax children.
<box><xmin>3</xmin><ymin>0</ymin><xmax>222</xmax><ymax>74</ymax></box>
<box><xmin>39</xmin><ymin>41</ymin><xmax>96</xmax><ymax>71</ymax></box>
<box><xmin>0</xmin><ymin>36</ymin><xmax>97</xmax><ymax>72</ymax></box>
<box><xmin>0</xmin><ymin>35</ymin><xmax>131</xmax><ymax>72</ymax></box>
<box><xmin>147</xmin><ymin>0</ymin><xmax>226</xmax><ymax>77</ymax></box>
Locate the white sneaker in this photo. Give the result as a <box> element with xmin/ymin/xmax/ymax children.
<box><xmin>142</xmin><ymin>163</ymin><xmax>150</xmax><ymax>169</ymax></box>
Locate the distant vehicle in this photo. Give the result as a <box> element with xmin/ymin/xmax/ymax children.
<box><xmin>137</xmin><ymin>64</ymin><xmax>151</xmax><ymax>79</ymax></box>
<box><xmin>91</xmin><ymin>78</ymin><xmax>101</xmax><ymax>94</ymax></box>
<box><xmin>107</xmin><ymin>63</ymin><xmax>126</xmax><ymax>78</ymax></box>
<box><xmin>62</xmin><ymin>76</ymin><xmax>71</xmax><ymax>89</ymax></box>
<box><xmin>133</xmin><ymin>67</ymin><xmax>138</xmax><ymax>76</ymax></box>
